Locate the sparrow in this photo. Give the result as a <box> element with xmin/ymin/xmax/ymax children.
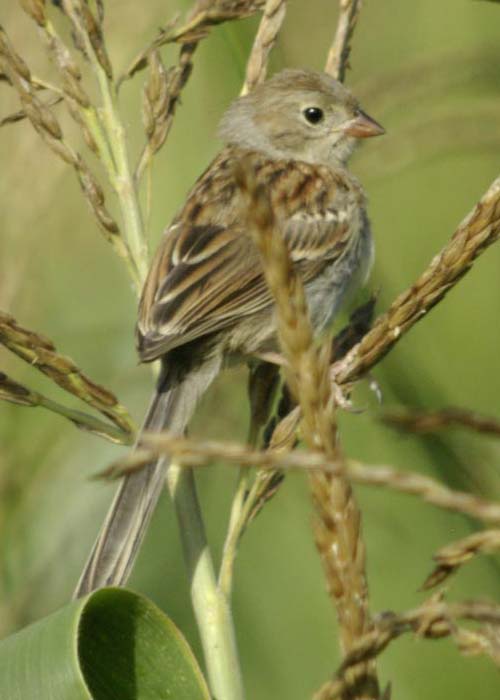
<box><xmin>74</xmin><ymin>68</ymin><xmax>384</xmax><ymax>596</ymax></box>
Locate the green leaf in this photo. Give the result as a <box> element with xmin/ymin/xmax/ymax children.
<box><xmin>0</xmin><ymin>587</ymin><xmax>211</xmax><ymax>700</ymax></box>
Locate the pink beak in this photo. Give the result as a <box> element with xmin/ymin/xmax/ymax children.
<box><xmin>343</xmin><ymin>110</ymin><xmax>385</xmax><ymax>138</ymax></box>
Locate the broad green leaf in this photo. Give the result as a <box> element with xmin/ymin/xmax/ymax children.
<box><xmin>0</xmin><ymin>587</ymin><xmax>211</xmax><ymax>700</ymax></box>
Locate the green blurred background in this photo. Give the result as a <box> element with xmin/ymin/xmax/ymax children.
<box><xmin>1</xmin><ymin>0</ymin><xmax>500</xmax><ymax>697</ymax></box>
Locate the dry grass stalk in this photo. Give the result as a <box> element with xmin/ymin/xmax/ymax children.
<box><xmin>0</xmin><ymin>82</ymin><xmax>63</xmax><ymax>127</ymax></box>
<box><xmin>0</xmin><ymin>23</ymin><xmax>133</xmax><ymax>269</ymax></box>
<box><xmin>139</xmin><ymin>50</ymin><xmax>170</xmax><ymax>173</ymax></box>
<box><xmin>325</xmin><ymin>0</ymin><xmax>363</xmax><ymax>81</ymax></box>
<box><xmin>38</xmin><ymin>0</ymin><xmax>150</xmax><ymax>288</ymax></box>
<box><xmin>0</xmin><ymin>311</ymin><xmax>135</xmax><ymax>437</ymax></box>
<box><xmin>246</xmin><ymin>299</ymin><xmax>376</xmax><ymax>519</ymax></box>
<box><xmin>28</xmin><ymin>10</ymin><xmax>97</xmax><ymax>134</ymax></box>
<box><xmin>60</xmin><ymin>0</ymin><xmax>112</xmax><ymax>79</ymax></box>
<box><xmin>132</xmin><ymin>0</ymin><xmax>278</xmax><ymax>181</ymax></box>
<box><xmin>219</xmin><ymin>0</ymin><xmax>286</xmax><ymax>599</ymax></box>
<box><xmin>383</xmin><ymin>407</ymin><xmax>500</xmax><ymax>438</ymax></box>
<box><xmin>235</xmin><ymin>158</ymin><xmax>379</xmax><ymax>699</ymax></box>
<box><xmin>234</xmin><ymin>158</ymin><xmax>334</xmax><ymax>448</ymax></box>
<box><xmin>99</xmin><ymin>433</ymin><xmax>500</xmax><ymax>525</ymax></box>
<box><xmin>240</xmin><ymin>0</ymin><xmax>287</xmax><ymax>95</ymax></box>
<box><xmin>100</xmin><ymin>433</ymin><xmax>342</xmax><ymax>478</ymax></box>
<box><xmin>133</xmin><ymin>0</ymin><xmax>277</xmax><ymax>182</ymax></box>
<box><xmin>314</xmin><ymin>595</ymin><xmax>500</xmax><ymax>700</ymax></box>
<box><xmin>348</xmin><ymin>459</ymin><xmax>500</xmax><ymax>525</ymax></box>
<box><xmin>269</xmin><ymin>175</ymin><xmax>500</xmax><ymax>451</ymax></box>
<box><xmin>234</xmin><ymin>379</ymin><xmax>293</xmax><ymax>530</ymax></box>
<box><xmin>19</xmin><ymin>0</ymin><xmax>46</xmax><ymax>26</ymax></box>
<box><xmin>422</xmin><ymin>529</ymin><xmax>500</xmax><ymax>590</ymax></box>
<box><xmin>135</xmin><ymin>42</ymin><xmax>197</xmax><ymax>183</ymax></box>
<box><xmin>332</xmin><ymin>175</ymin><xmax>500</xmax><ymax>387</ymax></box>
<box><xmin>119</xmin><ymin>0</ymin><xmax>267</xmax><ymax>83</ymax></box>
<box><xmin>0</xmin><ymin>372</ymin><xmax>132</xmax><ymax>444</ymax></box>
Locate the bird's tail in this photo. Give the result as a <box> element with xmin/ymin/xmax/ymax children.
<box><xmin>73</xmin><ymin>356</ymin><xmax>220</xmax><ymax>598</ymax></box>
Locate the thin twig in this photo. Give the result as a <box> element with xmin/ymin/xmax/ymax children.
<box><xmin>325</xmin><ymin>0</ymin><xmax>363</xmax><ymax>82</ymax></box>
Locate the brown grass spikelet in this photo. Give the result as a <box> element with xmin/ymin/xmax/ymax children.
<box><xmin>75</xmin><ymin>157</ymin><xmax>121</xmax><ymax>236</ymax></box>
<box><xmin>240</xmin><ymin>0</ymin><xmax>287</xmax><ymax>95</ymax></box>
<box><xmin>1</xmin><ymin>23</ymin><xmax>124</xmax><ymax>247</ymax></box>
<box><xmin>315</xmin><ymin>595</ymin><xmax>500</xmax><ymax>699</ymax></box>
<box><xmin>0</xmin><ymin>311</ymin><xmax>135</xmax><ymax>437</ymax></box>
<box><xmin>325</xmin><ymin>0</ymin><xmax>364</xmax><ymax>82</ymax></box>
<box><xmin>0</xmin><ymin>372</ymin><xmax>132</xmax><ymax>444</ymax></box>
<box><xmin>422</xmin><ymin>529</ymin><xmax>500</xmax><ymax>590</ymax></box>
<box><xmin>0</xmin><ymin>27</ymin><xmax>62</xmax><ymax>142</ymax></box>
<box><xmin>135</xmin><ymin>43</ymin><xmax>195</xmax><ymax>182</ymax></box>
<box><xmin>60</xmin><ymin>0</ymin><xmax>112</xmax><ymax>79</ymax></box>
<box><xmin>19</xmin><ymin>0</ymin><xmax>47</xmax><ymax>27</ymax></box>
<box><xmin>142</xmin><ymin>50</ymin><xmax>169</xmax><ymax>142</ymax></box>
<box><xmin>120</xmin><ymin>0</ymin><xmax>267</xmax><ymax>83</ymax></box>
<box><xmin>233</xmin><ymin>156</ymin><xmax>334</xmax><ymax>450</ymax></box>
<box><xmin>0</xmin><ymin>372</ymin><xmax>34</xmax><ymax>407</ymax></box>
<box><xmin>234</xmin><ymin>156</ymin><xmax>380</xmax><ymax>699</ymax></box>
<box><xmin>40</xmin><ymin>21</ymin><xmax>91</xmax><ymax>109</ymax></box>
<box><xmin>333</xmin><ymin>176</ymin><xmax>500</xmax><ymax>386</ymax></box>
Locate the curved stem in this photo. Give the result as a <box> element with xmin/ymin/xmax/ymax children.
<box><xmin>167</xmin><ymin>465</ymin><xmax>245</xmax><ymax>700</ymax></box>
<box><xmin>61</xmin><ymin>1</ymin><xmax>149</xmax><ymax>294</ymax></box>
<box><xmin>219</xmin><ymin>467</ymin><xmax>249</xmax><ymax>599</ymax></box>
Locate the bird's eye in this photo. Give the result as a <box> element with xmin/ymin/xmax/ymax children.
<box><xmin>303</xmin><ymin>107</ymin><xmax>324</xmax><ymax>125</ymax></box>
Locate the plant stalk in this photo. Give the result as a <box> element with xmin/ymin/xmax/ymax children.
<box><xmin>167</xmin><ymin>464</ymin><xmax>245</xmax><ymax>700</ymax></box>
<box><xmin>62</xmin><ymin>5</ymin><xmax>244</xmax><ymax>694</ymax></box>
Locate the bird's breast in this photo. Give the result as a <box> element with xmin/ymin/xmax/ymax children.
<box><xmin>305</xmin><ymin>215</ymin><xmax>374</xmax><ymax>334</ymax></box>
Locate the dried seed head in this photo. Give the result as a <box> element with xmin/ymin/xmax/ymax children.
<box><xmin>20</xmin><ymin>0</ymin><xmax>47</xmax><ymax>26</ymax></box>
<box><xmin>142</xmin><ymin>50</ymin><xmax>169</xmax><ymax>140</ymax></box>
<box><xmin>0</xmin><ymin>27</ymin><xmax>31</xmax><ymax>81</ymax></box>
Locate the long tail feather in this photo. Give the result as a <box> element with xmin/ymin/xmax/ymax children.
<box><xmin>73</xmin><ymin>356</ymin><xmax>220</xmax><ymax>597</ymax></box>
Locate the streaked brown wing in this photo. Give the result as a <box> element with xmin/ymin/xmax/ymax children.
<box><xmin>137</xmin><ymin>221</ymin><xmax>271</xmax><ymax>361</ymax></box>
<box><xmin>136</xmin><ymin>149</ymin><xmax>360</xmax><ymax>363</ymax></box>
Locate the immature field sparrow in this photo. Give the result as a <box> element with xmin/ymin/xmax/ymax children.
<box><xmin>75</xmin><ymin>68</ymin><xmax>384</xmax><ymax>596</ymax></box>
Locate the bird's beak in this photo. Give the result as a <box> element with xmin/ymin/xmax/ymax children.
<box><xmin>342</xmin><ymin>110</ymin><xmax>385</xmax><ymax>138</ymax></box>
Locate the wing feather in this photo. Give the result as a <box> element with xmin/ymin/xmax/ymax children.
<box><xmin>137</xmin><ymin>149</ymin><xmax>362</xmax><ymax>362</ymax></box>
